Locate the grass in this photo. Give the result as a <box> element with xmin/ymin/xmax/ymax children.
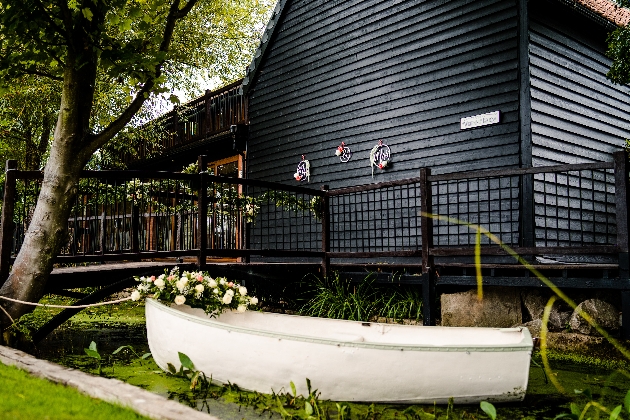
<box><xmin>0</xmin><ymin>361</ymin><xmax>149</xmax><ymax>420</ymax></box>
<box><xmin>299</xmin><ymin>273</ymin><xmax>422</xmax><ymax>323</ymax></box>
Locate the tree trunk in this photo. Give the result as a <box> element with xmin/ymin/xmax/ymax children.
<box><xmin>0</xmin><ymin>62</ymin><xmax>95</xmax><ymax>331</ymax></box>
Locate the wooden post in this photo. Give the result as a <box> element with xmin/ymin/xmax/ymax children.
<box><xmin>0</xmin><ymin>160</ymin><xmax>17</xmax><ymax>287</ymax></box>
<box><xmin>614</xmin><ymin>151</ymin><xmax>630</xmax><ymax>339</ymax></box>
<box><xmin>173</xmin><ymin>106</ymin><xmax>180</xmax><ymax>145</ymax></box>
<box><xmin>204</xmin><ymin>89</ymin><xmax>211</xmax><ymax>135</ymax></box>
<box><xmin>420</xmin><ymin>168</ymin><xmax>433</xmax><ymax>273</ymax></box>
<box><xmin>419</xmin><ymin>168</ymin><xmax>436</xmax><ymax>326</ymax></box>
<box><xmin>197</xmin><ymin>155</ymin><xmax>208</xmax><ymax>269</ymax></box>
<box><xmin>99</xmin><ymin>211</ymin><xmax>106</xmax><ymax>257</ymax></box>
<box><xmin>518</xmin><ymin>0</ymin><xmax>535</xmax><ymax>253</ymax></box>
<box><xmin>130</xmin><ymin>204</ymin><xmax>140</xmax><ymax>254</ymax></box>
<box><xmin>321</xmin><ymin>185</ymin><xmax>330</xmax><ymax>279</ymax></box>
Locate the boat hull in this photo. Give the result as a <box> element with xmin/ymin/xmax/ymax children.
<box><xmin>146</xmin><ymin>299</ymin><xmax>532</xmax><ymax>404</ymax></box>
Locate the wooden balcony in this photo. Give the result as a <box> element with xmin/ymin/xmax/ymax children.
<box><xmin>122</xmin><ymin>80</ymin><xmax>247</xmax><ymax>168</ymax></box>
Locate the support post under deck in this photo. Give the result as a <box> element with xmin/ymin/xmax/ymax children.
<box><xmin>614</xmin><ymin>151</ymin><xmax>630</xmax><ymax>339</ymax></box>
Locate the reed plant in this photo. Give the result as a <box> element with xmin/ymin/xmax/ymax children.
<box><xmin>299</xmin><ymin>273</ymin><xmax>422</xmax><ymax>324</ymax></box>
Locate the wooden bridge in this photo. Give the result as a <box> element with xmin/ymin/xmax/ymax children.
<box><xmin>1</xmin><ymin>152</ymin><xmax>630</xmax><ymax>340</ymax></box>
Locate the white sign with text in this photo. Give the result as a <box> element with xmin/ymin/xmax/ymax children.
<box><xmin>460</xmin><ymin>111</ymin><xmax>500</xmax><ymax>130</ymax></box>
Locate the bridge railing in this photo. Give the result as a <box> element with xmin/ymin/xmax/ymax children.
<box><xmin>0</xmin><ymin>159</ymin><xmax>324</xmax><ymax>277</ymax></box>
<box><xmin>1</xmin><ymin>152</ymin><xmax>628</xmax><ymax>280</ymax></box>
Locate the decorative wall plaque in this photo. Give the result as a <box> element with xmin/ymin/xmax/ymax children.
<box><xmin>370</xmin><ymin>140</ymin><xmax>391</xmax><ymax>177</ymax></box>
<box><xmin>335</xmin><ymin>142</ymin><xmax>352</xmax><ymax>163</ymax></box>
<box><xmin>294</xmin><ymin>155</ymin><xmax>310</xmax><ymax>182</ymax></box>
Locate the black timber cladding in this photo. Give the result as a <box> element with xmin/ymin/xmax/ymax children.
<box><xmin>247</xmin><ymin>0</ymin><xmax>521</xmax><ymax>189</ymax></box>
<box><xmin>528</xmin><ymin>0</ymin><xmax>630</xmax><ymax>252</ymax></box>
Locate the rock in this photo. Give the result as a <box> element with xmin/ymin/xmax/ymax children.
<box><xmin>545</xmin><ymin>332</ymin><xmax>605</xmax><ymax>353</ymax></box>
<box><xmin>521</xmin><ymin>319</ymin><xmax>542</xmax><ymax>338</ymax></box>
<box><xmin>441</xmin><ymin>287</ymin><xmax>521</xmax><ymax>327</ymax></box>
<box><xmin>522</xmin><ymin>290</ymin><xmax>547</xmax><ymax>321</ymax></box>
<box><xmin>569</xmin><ymin>299</ymin><xmax>619</xmax><ymax>336</ymax></box>
<box><xmin>548</xmin><ymin>310</ymin><xmax>572</xmax><ymax>332</ymax></box>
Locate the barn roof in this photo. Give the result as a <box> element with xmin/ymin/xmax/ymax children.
<box><xmin>241</xmin><ymin>0</ymin><xmax>630</xmax><ymax>94</ymax></box>
<box><xmin>571</xmin><ymin>0</ymin><xmax>630</xmax><ymax>26</ymax></box>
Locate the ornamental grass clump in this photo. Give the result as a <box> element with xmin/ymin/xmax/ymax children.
<box><xmin>131</xmin><ymin>267</ymin><xmax>258</xmax><ymax>315</ymax></box>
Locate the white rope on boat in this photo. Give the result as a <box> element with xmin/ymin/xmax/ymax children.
<box><xmin>0</xmin><ymin>295</ymin><xmax>133</xmax><ymax>309</ymax></box>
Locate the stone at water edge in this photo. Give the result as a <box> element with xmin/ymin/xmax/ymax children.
<box><xmin>521</xmin><ymin>290</ymin><xmax>572</xmax><ymax>331</ymax></box>
<box><xmin>522</xmin><ymin>290</ymin><xmax>547</xmax><ymax>321</ymax></box>
<box><xmin>440</xmin><ymin>287</ymin><xmax>522</xmax><ymax>328</ymax></box>
<box><xmin>521</xmin><ymin>319</ymin><xmax>543</xmax><ymax>338</ymax></box>
<box><xmin>569</xmin><ymin>299</ymin><xmax>619</xmax><ymax>336</ymax></box>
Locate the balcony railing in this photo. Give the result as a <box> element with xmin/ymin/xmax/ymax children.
<box><xmin>122</xmin><ymin>80</ymin><xmax>247</xmax><ymax>166</ymax></box>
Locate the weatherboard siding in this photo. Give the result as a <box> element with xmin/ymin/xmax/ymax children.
<box><xmin>528</xmin><ymin>19</ymin><xmax>629</xmax><ymax>249</ymax></box>
<box><xmin>247</xmin><ymin>0</ymin><xmax>521</xmax><ymax>191</ymax></box>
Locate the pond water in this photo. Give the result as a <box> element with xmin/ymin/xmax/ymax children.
<box><xmin>24</xmin><ymin>323</ymin><xmax>630</xmax><ymax>420</ymax></box>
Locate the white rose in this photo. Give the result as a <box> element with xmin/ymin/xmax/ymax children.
<box><xmin>238</xmin><ymin>286</ymin><xmax>247</xmax><ymax>296</ymax></box>
<box><xmin>208</xmin><ymin>278</ymin><xmax>217</xmax><ymax>288</ymax></box>
<box><xmin>219</xmin><ymin>278</ymin><xmax>226</xmax><ymax>285</ymax></box>
<box><xmin>131</xmin><ymin>290</ymin><xmax>141</xmax><ymax>301</ymax></box>
<box><xmin>213</xmin><ymin>288</ymin><xmax>219</xmax><ymax>294</ymax></box>
<box><xmin>195</xmin><ymin>284</ymin><xmax>204</xmax><ymax>293</ymax></box>
<box><xmin>222</xmin><ymin>294</ymin><xmax>233</xmax><ymax>304</ymax></box>
<box><xmin>249</xmin><ymin>297</ymin><xmax>258</xmax><ymax>305</ymax></box>
<box><xmin>138</xmin><ymin>284</ymin><xmax>150</xmax><ymax>293</ymax></box>
<box><xmin>237</xmin><ymin>305</ymin><xmax>247</xmax><ymax>313</ymax></box>
<box><xmin>180</xmin><ymin>276</ymin><xmax>188</xmax><ymax>285</ymax></box>
<box><xmin>226</xmin><ymin>289</ymin><xmax>234</xmax><ymax>297</ymax></box>
<box><xmin>174</xmin><ymin>295</ymin><xmax>186</xmax><ymax>305</ymax></box>
<box><xmin>154</xmin><ymin>278</ymin><xmax>165</xmax><ymax>290</ymax></box>
<box><xmin>175</xmin><ymin>280</ymin><xmax>185</xmax><ymax>292</ymax></box>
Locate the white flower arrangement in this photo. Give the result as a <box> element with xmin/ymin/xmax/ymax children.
<box><xmin>132</xmin><ymin>267</ymin><xmax>258</xmax><ymax>316</ymax></box>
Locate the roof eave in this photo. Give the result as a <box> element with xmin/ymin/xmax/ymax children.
<box><xmin>242</xmin><ymin>0</ymin><xmax>290</xmax><ymax>95</ymax></box>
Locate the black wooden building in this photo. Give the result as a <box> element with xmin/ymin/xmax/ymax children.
<box><xmin>18</xmin><ymin>0</ymin><xmax>627</xmax><ymax>334</ymax></box>
<box><xmin>243</xmin><ymin>0</ymin><xmax>629</xmax><ymax>187</ymax></box>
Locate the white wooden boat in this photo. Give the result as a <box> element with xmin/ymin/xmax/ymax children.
<box><xmin>146</xmin><ymin>298</ymin><xmax>533</xmax><ymax>404</ymax></box>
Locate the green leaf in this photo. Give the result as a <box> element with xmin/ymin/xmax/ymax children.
<box><xmin>276</xmin><ymin>396</ymin><xmax>291</xmax><ymax>418</ymax></box>
<box><xmin>480</xmin><ymin>401</ymin><xmax>496</xmax><ymax>420</ymax></box>
<box><xmin>82</xmin><ymin>8</ymin><xmax>93</xmax><ymax>21</ymax></box>
<box><xmin>570</xmin><ymin>403</ymin><xmax>581</xmax><ymax>415</ymax></box>
<box><xmin>575</xmin><ymin>388</ymin><xmax>593</xmax><ymax>400</ymax></box>
<box><xmin>305</xmin><ymin>401</ymin><xmax>313</xmax><ymax>416</ymax></box>
<box><xmin>168</xmin><ymin>94</ymin><xmax>180</xmax><ymax>104</ymax></box>
<box><xmin>178</xmin><ymin>352</ymin><xmax>195</xmax><ymax>370</ymax></box>
<box><xmin>625</xmin><ymin>389</ymin><xmax>630</xmax><ymax>413</ymax></box>
<box><xmin>190</xmin><ymin>371</ymin><xmax>200</xmax><ymax>390</ymax></box>
<box><xmin>611</xmin><ymin>405</ymin><xmax>623</xmax><ymax>420</ymax></box>
<box><xmin>112</xmin><ymin>345</ymin><xmax>128</xmax><ymax>355</ymax></box>
<box><xmin>166</xmin><ymin>363</ymin><xmax>177</xmax><ymax>374</ymax></box>
<box><xmin>84</xmin><ymin>348</ymin><xmax>101</xmax><ymax>360</ymax></box>
<box><xmin>141</xmin><ymin>353</ymin><xmax>152</xmax><ymax>359</ymax></box>
<box><xmin>88</xmin><ymin>341</ymin><xmax>98</xmax><ymax>352</ymax></box>
<box><xmin>290</xmin><ymin>381</ymin><xmax>297</xmax><ymax>397</ymax></box>
<box><xmin>306</xmin><ymin>378</ymin><xmax>312</xmax><ymax>395</ymax></box>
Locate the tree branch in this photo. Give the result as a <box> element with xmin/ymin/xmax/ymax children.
<box><xmin>16</xmin><ymin>67</ymin><xmax>64</xmax><ymax>81</ymax></box>
<box><xmin>33</xmin><ymin>0</ymin><xmax>67</xmax><ymax>41</ymax></box>
<box><xmin>83</xmin><ymin>0</ymin><xmax>199</xmax><ymax>156</ymax></box>
<box><xmin>55</xmin><ymin>0</ymin><xmax>76</xmax><ymax>53</ymax></box>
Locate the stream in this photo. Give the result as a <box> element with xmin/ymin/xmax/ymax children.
<box><xmin>22</xmin><ymin>321</ymin><xmax>630</xmax><ymax>419</ymax></box>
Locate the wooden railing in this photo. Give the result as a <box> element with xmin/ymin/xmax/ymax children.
<box><xmin>1</xmin><ymin>152</ymin><xmax>628</xmax><ymax>283</ymax></box>
<box><xmin>121</xmin><ymin>80</ymin><xmax>247</xmax><ymax>166</ymax></box>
